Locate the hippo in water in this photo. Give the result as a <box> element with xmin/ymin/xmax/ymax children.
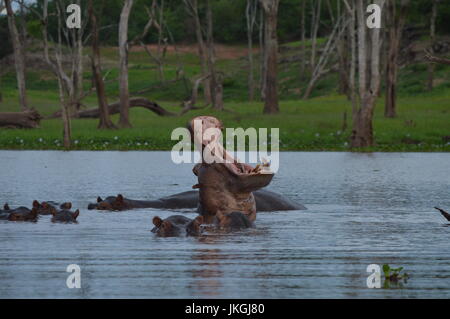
<box><xmin>32</xmin><ymin>200</ymin><xmax>72</xmax><ymax>215</ymax></box>
<box><xmin>87</xmin><ymin>189</ymin><xmax>305</xmax><ymax>212</ymax></box>
<box><xmin>151</xmin><ymin>215</ymin><xmax>204</xmax><ymax>237</ymax></box>
<box><xmin>0</xmin><ymin>204</ymin><xmax>38</xmax><ymax>222</ymax></box>
<box><xmin>51</xmin><ymin>208</ymin><xmax>80</xmax><ymax>223</ymax></box>
<box><xmin>215</xmin><ymin>211</ymin><xmax>253</xmax><ymax>230</ymax></box>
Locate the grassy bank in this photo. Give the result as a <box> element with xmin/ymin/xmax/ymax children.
<box><xmin>0</xmin><ymin>42</ymin><xmax>449</xmax><ymax>152</ymax></box>
<box><xmin>0</xmin><ymin>93</ymin><xmax>449</xmax><ymax>152</ymax></box>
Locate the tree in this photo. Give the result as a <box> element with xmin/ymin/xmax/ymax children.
<box><xmin>259</xmin><ymin>0</ymin><xmax>279</xmax><ymax>114</ymax></box>
<box><xmin>246</xmin><ymin>0</ymin><xmax>258</xmax><ymax>101</ymax></box>
<box><xmin>118</xmin><ymin>0</ymin><xmax>134</xmax><ymax>128</ymax></box>
<box><xmin>183</xmin><ymin>0</ymin><xmax>223</xmax><ymax>110</ymax></box>
<box><xmin>427</xmin><ymin>0</ymin><xmax>440</xmax><ymax>91</ymax></box>
<box><xmin>183</xmin><ymin>0</ymin><xmax>211</xmax><ymax>105</ymax></box>
<box><xmin>384</xmin><ymin>0</ymin><xmax>409</xmax><ymax>118</ymax></box>
<box><xmin>425</xmin><ymin>52</ymin><xmax>450</xmax><ymax>65</ymax></box>
<box><xmin>89</xmin><ymin>0</ymin><xmax>115</xmax><ymax>129</ymax></box>
<box><xmin>4</xmin><ymin>0</ymin><xmax>29</xmax><ymax>111</ymax></box>
<box><xmin>345</xmin><ymin>0</ymin><xmax>385</xmax><ymax>148</ymax></box>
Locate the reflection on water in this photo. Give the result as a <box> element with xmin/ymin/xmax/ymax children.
<box><xmin>0</xmin><ymin>151</ymin><xmax>449</xmax><ymax>298</ymax></box>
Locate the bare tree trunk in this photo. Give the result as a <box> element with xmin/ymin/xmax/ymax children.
<box><xmin>346</xmin><ymin>0</ymin><xmax>385</xmax><ymax>148</ymax></box>
<box><xmin>184</xmin><ymin>0</ymin><xmax>212</xmax><ymax>105</ymax></box>
<box><xmin>336</xmin><ymin>0</ymin><xmax>350</xmax><ymax>98</ymax></box>
<box><xmin>427</xmin><ymin>0</ymin><xmax>439</xmax><ymax>91</ymax></box>
<box><xmin>89</xmin><ymin>0</ymin><xmax>115</xmax><ymax>129</ymax></box>
<box><xmin>310</xmin><ymin>0</ymin><xmax>321</xmax><ymax>73</ymax></box>
<box><xmin>303</xmin><ymin>15</ymin><xmax>344</xmax><ymax>99</ymax></box>
<box><xmin>246</xmin><ymin>0</ymin><xmax>258</xmax><ymax>101</ymax></box>
<box><xmin>5</xmin><ymin>0</ymin><xmax>29</xmax><ymax>111</ymax></box>
<box><xmin>205</xmin><ymin>0</ymin><xmax>223</xmax><ymax>110</ymax></box>
<box><xmin>425</xmin><ymin>52</ymin><xmax>450</xmax><ymax>65</ymax></box>
<box><xmin>300</xmin><ymin>0</ymin><xmax>306</xmax><ymax>79</ymax></box>
<box><xmin>0</xmin><ymin>109</ymin><xmax>42</xmax><ymax>128</ymax></box>
<box><xmin>384</xmin><ymin>0</ymin><xmax>409</xmax><ymax>118</ymax></box>
<box><xmin>260</xmin><ymin>0</ymin><xmax>279</xmax><ymax>114</ymax></box>
<box><xmin>118</xmin><ymin>0</ymin><xmax>134</xmax><ymax>128</ymax></box>
<box><xmin>259</xmin><ymin>8</ymin><xmax>266</xmax><ymax>101</ymax></box>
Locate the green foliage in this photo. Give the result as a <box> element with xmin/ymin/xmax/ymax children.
<box><xmin>382</xmin><ymin>264</ymin><xmax>410</xmax><ymax>288</ymax></box>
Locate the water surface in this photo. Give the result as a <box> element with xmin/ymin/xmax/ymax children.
<box><xmin>0</xmin><ymin>151</ymin><xmax>449</xmax><ymax>298</ymax></box>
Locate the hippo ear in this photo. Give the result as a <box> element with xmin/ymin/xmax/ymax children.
<box><xmin>116</xmin><ymin>194</ymin><xmax>124</xmax><ymax>202</ymax></box>
<box><xmin>73</xmin><ymin>209</ymin><xmax>80</xmax><ymax>220</ymax></box>
<box><xmin>97</xmin><ymin>196</ymin><xmax>103</xmax><ymax>203</ymax></box>
<box><xmin>153</xmin><ymin>216</ymin><xmax>163</xmax><ymax>227</ymax></box>
<box><xmin>33</xmin><ymin>200</ymin><xmax>40</xmax><ymax>208</ymax></box>
<box><xmin>194</xmin><ymin>216</ymin><xmax>204</xmax><ymax>224</ymax></box>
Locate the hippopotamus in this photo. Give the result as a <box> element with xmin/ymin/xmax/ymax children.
<box><xmin>151</xmin><ymin>215</ymin><xmax>203</xmax><ymax>237</ymax></box>
<box><xmin>215</xmin><ymin>211</ymin><xmax>253</xmax><ymax>230</ymax></box>
<box><xmin>0</xmin><ymin>204</ymin><xmax>38</xmax><ymax>222</ymax></box>
<box><xmin>193</xmin><ymin>162</ymin><xmax>273</xmax><ymax>223</ymax></box>
<box><xmin>87</xmin><ymin>189</ymin><xmax>305</xmax><ymax>212</ymax></box>
<box><xmin>32</xmin><ymin>200</ymin><xmax>72</xmax><ymax>215</ymax></box>
<box><xmin>88</xmin><ymin>192</ymin><xmax>199</xmax><ymax>211</ymax></box>
<box><xmin>51</xmin><ymin>208</ymin><xmax>79</xmax><ymax>223</ymax></box>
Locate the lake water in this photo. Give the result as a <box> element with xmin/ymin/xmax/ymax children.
<box><xmin>0</xmin><ymin>151</ymin><xmax>449</xmax><ymax>298</ymax></box>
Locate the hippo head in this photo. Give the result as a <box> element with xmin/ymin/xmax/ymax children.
<box><xmin>186</xmin><ymin>216</ymin><xmax>204</xmax><ymax>236</ymax></box>
<box><xmin>8</xmin><ymin>208</ymin><xmax>38</xmax><ymax>222</ymax></box>
<box><xmin>33</xmin><ymin>200</ymin><xmax>58</xmax><ymax>215</ymax></box>
<box><xmin>91</xmin><ymin>195</ymin><xmax>128</xmax><ymax>211</ymax></box>
<box><xmin>51</xmin><ymin>209</ymin><xmax>79</xmax><ymax>223</ymax></box>
<box><xmin>152</xmin><ymin>215</ymin><xmax>204</xmax><ymax>237</ymax></box>
<box><xmin>152</xmin><ymin>216</ymin><xmax>180</xmax><ymax>237</ymax></box>
<box><xmin>216</xmin><ymin>211</ymin><xmax>252</xmax><ymax>230</ymax></box>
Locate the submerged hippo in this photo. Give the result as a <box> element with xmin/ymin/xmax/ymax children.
<box><xmin>215</xmin><ymin>211</ymin><xmax>253</xmax><ymax>230</ymax></box>
<box><xmin>88</xmin><ymin>192</ymin><xmax>198</xmax><ymax>211</ymax></box>
<box><xmin>33</xmin><ymin>200</ymin><xmax>72</xmax><ymax>215</ymax></box>
<box><xmin>51</xmin><ymin>208</ymin><xmax>79</xmax><ymax>223</ymax></box>
<box><xmin>0</xmin><ymin>204</ymin><xmax>38</xmax><ymax>222</ymax></box>
<box><xmin>151</xmin><ymin>215</ymin><xmax>203</xmax><ymax>237</ymax></box>
<box><xmin>88</xmin><ymin>189</ymin><xmax>305</xmax><ymax>212</ymax></box>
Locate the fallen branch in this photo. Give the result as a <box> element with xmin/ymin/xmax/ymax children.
<box><xmin>424</xmin><ymin>50</ymin><xmax>450</xmax><ymax>65</ymax></box>
<box><xmin>0</xmin><ymin>109</ymin><xmax>42</xmax><ymax>128</ymax></box>
<box><xmin>48</xmin><ymin>97</ymin><xmax>175</xmax><ymax>118</ymax></box>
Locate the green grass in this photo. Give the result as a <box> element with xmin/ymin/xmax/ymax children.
<box><xmin>0</xmin><ymin>93</ymin><xmax>449</xmax><ymax>151</ymax></box>
<box><xmin>0</xmin><ymin>41</ymin><xmax>449</xmax><ymax>151</ymax></box>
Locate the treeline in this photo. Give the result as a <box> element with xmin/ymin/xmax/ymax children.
<box><xmin>1</xmin><ymin>0</ymin><xmax>450</xmax><ymax>55</ymax></box>
<box><xmin>1</xmin><ymin>0</ymin><xmax>450</xmax><ymax>150</ymax></box>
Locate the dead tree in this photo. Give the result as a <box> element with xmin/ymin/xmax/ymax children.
<box><xmin>299</xmin><ymin>0</ymin><xmax>307</xmax><ymax>78</ymax></box>
<box><xmin>39</xmin><ymin>0</ymin><xmax>85</xmax><ymax>148</ymax></box>
<box><xmin>427</xmin><ymin>0</ymin><xmax>440</xmax><ymax>91</ymax></box>
<box><xmin>4</xmin><ymin>0</ymin><xmax>29</xmax><ymax>111</ymax></box>
<box><xmin>89</xmin><ymin>0</ymin><xmax>115</xmax><ymax>129</ymax></box>
<box><xmin>425</xmin><ymin>52</ymin><xmax>450</xmax><ymax>65</ymax></box>
<box><xmin>309</xmin><ymin>0</ymin><xmax>321</xmax><ymax>74</ymax></box>
<box><xmin>118</xmin><ymin>0</ymin><xmax>134</xmax><ymax>128</ymax></box>
<box><xmin>133</xmin><ymin>0</ymin><xmax>168</xmax><ymax>83</ymax></box>
<box><xmin>49</xmin><ymin>98</ymin><xmax>175</xmax><ymax>118</ymax></box>
<box><xmin>259</xmin><ymin>0</ymin><xmax>280</xmax><ymax>114</ymax></box>
<box><xmin>246</xmin><ymin>0</ymin><xmax>258</xmax><ymax>101</ymax></box>
<box><xmin>384</xmin><ymin>0</ymin><xmax>409</xmax><ymax>118</ymax></box>
<box><xmin>303</xmin><ymin>15</ymin><xmax>346</xmax><ymax>99</ymax></box>
<box><xmin>183</xmin><ymin>0</ymin><xmax>212</xmax><ymax>105</ymax></box>
<box><xmin>344</xmin><ymin>0</ymin><xmax>385</xmax><ymax>148</ymax></box>
<box><xmin>0</xmin><ymin>109</ymin><xmax>42</xmax><ymax>128</ymax></box>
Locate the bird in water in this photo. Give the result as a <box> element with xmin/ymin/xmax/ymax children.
<box><xmin>434</xmin><ymin>207</ymin><xmax>450</xmax><ymax>222</ymax></box>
